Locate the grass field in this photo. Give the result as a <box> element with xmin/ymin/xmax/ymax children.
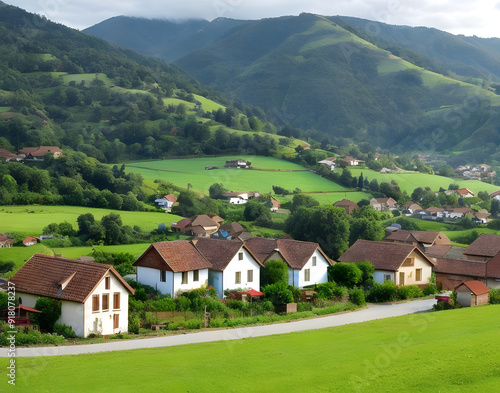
<box><xmin>124</xmin><ymin>156</ymin><xmax>372</xmax><ymax>203</ymax></box>
<box><xmin>0</xmin><ymin>205</ymin><xmax>182</xmax><ymax>237</ymax></box>
<box><xmin>7</xmin><ymin>305</ymin><xmax>500</xmax><ymax>392</ymax></box>
<box><xmin>0</xmin><ymin>106</ymin><xmax>10</xmax><ymax>113</ymax></box>
<box><xmin>345</xmin><ymin>167</ymin><xmax>499</xmax><ymax>195</ymax></box>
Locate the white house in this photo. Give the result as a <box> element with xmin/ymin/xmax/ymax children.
<box><xmin>245</xmin><ymin>238</ymin><xmax>333</xmax><ymax>288</ymax></box>
<box><xmin>193</xmin><ymin>237</ymin><xmax>264</xmax><ymax>298</ymax></box>
<box><xmin>6</xmin><ymin>254</ymin><xmax>134</xmax><ymax>337</ymax></box>
<box><xmin>338</xmin><ymin>240</ymin><xmax>435</xmax><ymax>286</ymax></box>
<box><xmin>318</xmin><ymin>157</ymin><xmax>337</xmax><ymax>171</ymax></box>
<box><xmin>133</xmin><ymin>240</ymin><xmax>212</xmax><ymax>297</ymax></box>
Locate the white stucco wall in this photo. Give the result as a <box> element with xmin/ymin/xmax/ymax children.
<box><xmin>83</xmin><ymin>273</ymin><xmax>130</xmax><ymax>337</ymax></box>
<box><xmin>222</xmin><ymin>247</ymin><xmax>261</xmax><ymax>294</ymax></box>
<box><xmin>136</xmin><ymin>266</ymin><xmax>208</xmax><ymax>297</ymax></box>
<box><xmin>295</xmin><ymin>249</ymin><xmax>330</xmax><ymax>288</ymax></box>
<box><xmin>396</xmin><ymin>252</ymin><xmax>433</xmax><ymax>286</ymax></box>
<box><xmin>373</xmin><ymin>271</ymin><xmax>394</xmax><ymax>284</ymax></box>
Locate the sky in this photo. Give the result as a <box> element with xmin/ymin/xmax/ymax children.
<box><xmin>5</xmin><ymin>0</ymin><xmax>500</xmax><ymax>38</ymax></box>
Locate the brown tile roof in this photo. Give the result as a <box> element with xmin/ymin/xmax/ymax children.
<box><xmin>0</xmin><ymin>147</ymin><xmax>22</xmax><ymax>160</ymax></box>
<box><xmin>164</xmin><ymin>193</ymin><xmax>177</xmax><ymax>203</ymax></box>
<box><xmin>403</xmin><ymin>203</ymin><xmax>422</xmax><ymax>210</ymax></box>
<box><xmin>433</xmin><ymin>257</ymin><xmax>486</xmax><ymax>277</ymax></box>
<box><xmin>338</xmin><ymin>240</ymin><xmax>435</xmax><ymax>271</ymax></box>
<box><xmin>487</xmin><ymin>253</ymin><xmax>500</xmax><ymax>279</ymax></box>
<box><xmin>455</xmin><ymin>280</ymin><xmax>489</xmax><ymax>295</ymax></box>
<box><xmin>193</xmin><ymin>237</ymin><xmax>263</xmax><ymax>271</ymax></box>
<box><xmin>134</xmin><ymin>241</ymin><xmax>212</xmax><ymax>272</ymax></box>
<box><xmin>490</xmin><ymin>190</ymin><xmax>500</xmax><ymax>199</ymax></box>
<box><xmin>456</xmin><ymin>188</ymin><xmax>474</xmax><ymax>196</ymax></box>
<box><xmin>5</xmin><ymin>254</ymin><xmax>134</xmax><ymax>303</ymax></box>
<box><xmin>19</xmin><ymin>146</ymin><xmax>62</xmax><ymax>157</ymax></box>
<box><xmin>465</xmin><ymin>234</ymin><xmax>500</xmax><ymax>258</ymax></box>
<box><xmin>385</xmin><ymin>230</ymin><xmax>450</xmax><ymax>245</ymax></box>
<box><xmin>425</xmin><ymin>244</ymin><xmax>453</xmax><ymax>258</ymax></box>
<box><xmin>0</xmin><ymin>233</ymin><xmax>14</xmax><ymax>243</ymax></box>
<box><xmin>333</xmin><ymin>199</ymin><xmax>358</xmax><ymax>208</ymax></box>
<box><xmin>244</xmin><ymin>238</ymin><xmax>332</xmax><ymax>269</ymax></box>
<box><xmin>191</xmin><ymin>215</ymin><xmax>219</xmax><ymax>229</ymax></box>
<box><xmin>207</xmin><ymin>213</ymin><xmax>224</xmax><ymax>223</ymax></box>
<box><xmin>23</xmin><ymin>236</ymin><xmax>39</xmax><ymax>245</ymax></box>
<box><xmin>171</xmin><ymin>218</ymin><xmax>192</xmax><ymax>229</ymax></box>
<box><xmin>426</xmin><ymin>206</ymin><xmax>444</xmax><ymax>212</ymax></box>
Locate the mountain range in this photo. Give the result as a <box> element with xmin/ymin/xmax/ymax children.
<box><xmin>86</xmin><ymin>14</ymin><xmax>500</xmax><ymax>162</ymax></box>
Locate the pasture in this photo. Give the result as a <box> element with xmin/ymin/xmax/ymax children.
<box><xmin>0</xmin><ymin>205</ymin><xmax>182</xmax><ymax>237</ymax></box>
<box><xmin>345</xmin><ymin>167</ymin><xmax>499</xmax><ymax>195</ymax></box>
<box><xmin>125</xmin><ymin>156</ymin><xmax>372</xmax><ymax>203</ymax></box>
<box><xmin>8</xmin><ymin>305</ymin><xmax>500</xmax><ymax>392</ymax></box>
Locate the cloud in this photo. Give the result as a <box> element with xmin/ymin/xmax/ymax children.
<box><xmin>4</xmin><ymin>0</ymin><xmax>500</xmax><ymax>38</ymax></box>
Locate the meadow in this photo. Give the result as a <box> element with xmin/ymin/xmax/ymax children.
<box><xmin>0</xmin><ymin>205</ymin><xmax>182</xmax><ymax>237</ymax></box>
<box><xmin>346</xmin><ymin>167</ymin><xmax>499</xmax><ymax>195</ymax></box>
<box><xmin>6</xmin><ymin>305</ymin><xmax>500</xmax><ymax>392</ymax></box>
<box><xmin>125</xmin><ymin>156</ymin><xmax>372</xmax><ymax>203</ymax></box>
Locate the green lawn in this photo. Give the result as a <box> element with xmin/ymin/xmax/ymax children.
<box><xmin>192</xmin><ymin>94</ymin><xmax>225</xmax><ymax>112</ymax></box>
<box><xmin>345</xmin><ymin>167</ymin><xmax>499</xmax><ymax>195</ymax></box>
<box><xmin>0</xmin><ymin>106</ymin><xmax>11</xmax><ymax>113</ymax></box>
<box><xmin>8</xmin><ymin>305</ymin><xmax>500</xmax><ymax>392</ymax></box>
<box><xmin>124</xmin><ymin>156</ymin><xmax>372</xmax><ymax>203</ymax></box>
<box><xmin>51</xmin><ymin>243</ymin><xmax>150</xmax><ymax>261</ymax></box>
<box><xmin>0</xmin><ymin>205</ymin><xmax>182</xmax><ymax>237</ymax></box>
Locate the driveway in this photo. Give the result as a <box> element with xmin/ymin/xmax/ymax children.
<box><xmin>0</xmin><ymin>298</ymin><xmax>436</xmax><ymax>357</ymax></box>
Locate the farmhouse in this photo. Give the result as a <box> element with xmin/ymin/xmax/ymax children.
<box><xmin>0</xmin><ymin>147</ymin><xmax>23</xmax><ymax>162</ymax></box>
<box><xmin>193</xmin><ymin>238</ymin><xmax>263</xmax><ymax>297</ymax></box>
<box><xmin>245</xmin><ymin>238</ymin><xmax>333</xmax><ymax>288</ymax></box>
<box><xmin>270</xmin><ymin>196</ymin><xmax>281</xmax><ymax>212</ymax></box>
<box><xmin>464</xmin><ymin>233</ymin><xmax>500</xmax><ymax>262</ymax></box>
<box><xmin>225</xmin><ymin>159</ymin><xmax>251</xmax><ymax>169</ymax></box>
<box><xmin>171</xmin><ymin>214</ymin><xmax>221</xmax><ymax>237</ymax></box>
<box><xmin>0</xmin><ymin>233</ymin><xmax>14</xmax><ymax>248</ymax></box>
<box><xmin>155</xmin><ymin>193</ymin><xmax>177</xmax><ymax>211</ymax></box>
<box><xmin>19</xmin><ymin>146</ymin><xmax>62</xmax><ymax>160</ymax></box>
<box><xmin>221</xmin><ymin>191</ymin><xmax>261</xmax><ymax>205</ymax></box>
<box><xmin>403</xmin><ymin>202</ymin><xmax>423</xmax><ymax>214</ymax></box>
<box><xmin>23</xmin><ymin>236</ymin><xmax>39</xmax><ymax>247</ymax></box>
<box><xmin>318</xmin><ymin>157</ymin><xmax>337</xmax><ymax>171</ymax></box>
<box><xmin>455</xmin><ymin>281</ymin><xmax>490</xmax><ymax>307</ymax></box>
<box><xmin>5</xmin><ymin>254</ymin><xmax>134</xmax><ymax>337</ymax></box>
<box><xmin>333</xmin><ymin>199</ymin><xmax>358</xmax><ymax>215</ymax></box>
<box><xmin>456</xmin><ymin>188</ymin><xmax>475</xmax><ymax>198</ymax></box>
<box><xmin>343</xmin><ymin>156</ymin><xmax>365</xmax><ymax>166</ymax></box>
<box><xmin>133</xmin><ymin>240</ymin><xmax>212</xmax><ymax>297</ymax></box>
<box><xmin>384</xmin><ymin>230</ymin><xmax>450</xmax><ymax>252</ymax></box>
<box><xmin>370</xmin><ymin>197</ymin><xmax>397</xmax><ymax>212</ymax></box>
<box><xmin>338</xmin><ymin>240</ymin><xmax>435</xmax><ymax>287</ymax></box>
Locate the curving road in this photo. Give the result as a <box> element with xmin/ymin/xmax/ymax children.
<box><xmin>0</xmin><ymin>298</ymin><xmax>436</xmax><ymax>358</ymax></box>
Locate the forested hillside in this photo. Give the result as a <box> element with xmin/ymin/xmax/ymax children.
<box><xmin>86</xmin><ymin>13</ymin><xmax>500</xmax><ymax>164</ymax></box>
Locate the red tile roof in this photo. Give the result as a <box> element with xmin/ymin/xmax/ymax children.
<box><xmin>164</xmin><ymin>193</ymin><xmax>177</xmax><ymax>203</ymax></box>
<box><xmin>465</xmin><ymin>234</ymin><xmax>500</xmax><ymax>258</ymax></box>
<box><xmin>338</xmin><ymin>240</ymin><xmax>435</xmax><ymax>271</ymax></box>
<box><xmin>0</xmin><ymin>147</ymin><xmax>22</xmax><ymax>160</ymax></box>
<box><xmin>171</xmin><ymin>218</ymin><xmax>192</xmax><ymax>229</ymax></box>
<box><xmin>134</xmin><ymin>241</ymin><xmax>212</xmax><ymax>272</ymax></box>
<box><xmin>5</xmin><ymin>254</ymin><xmax>134</xmax><ymax>303</ymax></box>
<box><xmin>455</xmin><ymin>280</ymin><xmax>489</xmax><ymax>295</ymax></box>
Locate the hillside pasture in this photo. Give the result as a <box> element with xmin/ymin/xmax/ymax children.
<box><xmin>8</xmin><ymin>305</ymin><xmax>500</xmax><ymax>392</ymax></box>
<box><xmin>345</xmin><ymin>167</ymin><xmax>499</xmax><ymax>195</ymax></box>
<box><xmin>0</xmin><ymin>206</ymin><xmax>181</xmax><ymax>237</ymax></box>
<box><xmin>124</xmin><ymin>156</ymin><xmax>372</xmax><ymax>202</ymax></box>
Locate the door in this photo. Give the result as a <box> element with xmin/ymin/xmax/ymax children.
<box><xmin>113</xmin><ymin>314</ymin><xmax>119</xmax><ymax>330</ymax></box>
<box><xmin>399</xmin><ymin>272</ymin><xmax>405</xmax><ymax>286</ymax></box>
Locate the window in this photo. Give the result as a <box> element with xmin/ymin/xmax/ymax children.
<box><xmin>312</xmin><ymin>256</ymin><xmax>317</xmax><ymax>266</ymax></box>
<box><xmin>193</xmin><ymin>270</ymin><xmax>199</xmax><ymax>282</ymax></box>
<box><xmin>105</xmin><ymin>276</ymin><xmax>110</xmax><ymax>290</ymax></box>
<box><xmin>235</xmin><ymin>271</ymin><xmax>241</xmax><ymax>284</ymax></box>
<box><xmin>415</xmin><ymin>268</ymin><xmax>422</xmax><ymax>281</ymax></box>
<box><xmin>247</xmin><ymin>270</ymin><xmax>253</xmax><ymax>283</ymax></box>
<box><xmin>403</xmin><ymin>257</ymin><xmax>414</xmax><ymax>266</ymax></box>
<box><xmin>92</xmin><ymin>295</ymin><xmax>99</xmax><ymax>312</ymax></box>
<box><xmin>102</xmin><ymin>294</ymin><xmax>109</xmax><ymax>311</ymax></box>
<box><xmin>304</xmin><ymin>269</ymin><xmax>310</xmax><ymax>282</ymax></box>
<box><xmin>182</xmin><ymin>272</ymin><xmax>188</xmax><ymax>285</ymax></box>
<box><xmin>384</xmin><ymin>274</ymin><xmax>392</xmax><ymax>282</ymax></box>
<box><xmin>160</xmin><ymin>270</ymin><xmax>166</xmax><ymax>282</ymax></box>
<box><xmin>238</xmin><ymin>252</ymin><xmax>243</xmax><ymax>261</ymax></box>
<box><xmin>113</xmin><ymin>292</ymin><xmax>120</xmax><ymax>310</ymax></box>
<box><xmin>113</xmin><ymin>314</ymin><xmax>119</xmax><ymax>329</ymax></box>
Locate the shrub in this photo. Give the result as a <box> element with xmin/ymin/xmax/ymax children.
<box><xmin>398</xmin><ymin>285</ymin><xmax>424</xmax><ymax>300</ymax></box>
<box><xmin>143</xmin><ymin>312</ymin><xmax>158</xmax><ymax>328</ymax></box>
<box><xmin>33</xmin><ymin>297</ymin><xmax>61</xmax><ymax>332</ymax></box>
<box><xmin>128</xmin><ymin>314</ymin><xmax>140</xmax><ymax>334</ymax></box>
<box><xmin>490</xmin><ymin>288</ymin><xmax>500</xmax><ymax>304</ymax></box>
<box><xmin>423</xmin><ymin>284</ymin><xmax>438</xmax><ymax>296</ymax></box>
<box><xmin>288</xmin><ymin>285</ymin><xmax>302</xmax><ymax>303</ymax></box>
<box><xmin>175</xmin><ymin>296</ymin><xmax>191</xmax><ymax>311</ymax></box>
<box><xmin>355</xmin><ymin>261</ymin><xmax>375</xmax><ymax>286</ymax></box>
<box><xmin>261</xmin><ymin>259</ymin><xmax>288</xmax><ymax>286</ymax></box>
<box><xmin>348</xmin><ymin>288</ymin><xmax>366</xmax><ymax>306</ymax></box>
<box><xmin>433</xmin><ymin>301</ymin><xmax>455</xmax><ymax>311</ymax></box>
<box><xmin>366</xmin><ymin>281</ymin><xmax>398</xmax><ymax>303</ymax></box>
<box><xmin>146</xmin><ymin>297</ymin><xmax>175</xmax><ymax>311</ymax></box>
<box><xmin>327</xmin><ymin>263</ymin><xmax>362</xmax><ymax>288</ymax></box>
<box><xmin>297</xmin><ymin>302</ymin><xmax>313</xmax><ymax>312</ymax></box>
<box><xmin>53</xmin><ymin>323</ymin><xmax>76</xmax><ymax>339</ymax></box>
<box><xmin>262</xmin><ymin>282</ymin><xmax>294</xmax><ymax>308</ymax></box>
<box><xmin>228</xmin><ymin>300</ymin><xmax>249</xmax><ymax>311</ymax></box>
<box><xmin>314</xmin><ymin>282</ymin><xmax>338</xmax><ymax>300</ymax></box>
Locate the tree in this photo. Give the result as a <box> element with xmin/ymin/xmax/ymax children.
<box><xmin>0</xmin><ymin>260</ymin><xmax>15</xmax><ymax>274</ymax></box>
<box><xmin>290</xmin><ymin>194</ymin><xmax>319</xmax><ymax>213</ymax></box>
<box><xmin>327</xmin><ymin>262</ymin><xmax>362</xmax><ymax>288</ymax></box>
<box><xmin>34</xmin><ymin>297</ymin><xmax>61</xmax><ymax>332</ymax></box>
<box><xmin>77</xmin><ymin>213</ymin><xmax>95</xmax><ymax>236</ymax></box>
<box><xmin>437</xmin><ymin>165</ymin><xmax>455</xmax><ymax>177</ymax></box>
<box><xmin>243</xmin><ymin>198</ymin><xmax>270</xmax><ymax>221</ymax></box>
<box><xmin>340</xmin><ymin>168</ymin><xmax>353</xmax><ymax>187</ymax></box>
<box><xmin>101</xmin><ymin>213</ymin><xmax>125</xmax><ymax>245</ymax></box>
<box><xmin>262</xmin><ymin>281</ymin><xmax>293</xmax><ymax>307</ymax></box>
<box><xmin>349</xmin><ymin>218</ymin><xmax>384</xmax><ymax>245</ymax></box>
<box><xmin>261</xmin><ymin>259</ymin><xmax>288</xmax><ymax>287</ymax></box>
<box><xmin>209</xmin><ymin>183</ymin><xmax>227</xmax><ymax>199</ymax></box>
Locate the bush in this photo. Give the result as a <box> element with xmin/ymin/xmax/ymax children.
<box><xmin>53</xmin><ymin>323</ymin><xmax>76</xmax><ymax>338</ymax></box>
<box><xmin>128</xmin><ymin>314</ymin><xmax>140</xmax><ymax>334</ymax></box>
<box><xmin>261</xmin><ymin>259</ymin><xmax>288</xmax><ymax>286</ymax></box>
<box><xmin>288</xmin><ymin>285</ymin><xmax>302</xmax><ymax>303</ymax></box>
<box><xmin>262</xmin><ymin>282</ymin><xmax>294</xmax><ymax>308</ymax></box>
<box><xmin>146</xmin><ymin>297</ymin><xmax>175</xmax><ymax>311</ymax></box>
<box><xmin>327</xmin><ymin>263</ymin><xmax>362</xmax><ymax>288</ymax></box>
<box><xmin>433</xmin><ymin>301</ymin><xmax>455</xmax><ymax>311</ymax></box>
<box><xmin>398</xmin><ymin>285</ymin><xmax>424</xmax><ymax>300</ymax></box>
<box><xmin>348</xmin><ymin>288</ymin><xmax>366</xmax><ymax>306</ymax></box>
<box><xmin>297</xmin><ymin>302</ymin><xmax>313</xmax><ymax>312</ymax></box>
<box><xmin>490</xmin><ymin>288</ymin><xmax>500</xmax><ymax>304</ymax></box>
<box><xmin>366</xmin><ymin>281</ymin><xmax>398</xmax><ymax>303</ymax></box>
<box><xmin>33</xmin><ymin>297</ymin><xmax>61</xmax><ymax>332</ymax></box>
<box><xmin>423</xmin><ymin>284</ymin><xmax>438</xmax><ymax>296</ymax></box>
<box><xmin>143</xmin><ymin>312</ymin><xmax>158</xmax><ymax>328</ymax></box>
<box><xmin>314</xmin><ymin>282</ymin><xmax>338</xmax><ymax>300</ymax></box>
